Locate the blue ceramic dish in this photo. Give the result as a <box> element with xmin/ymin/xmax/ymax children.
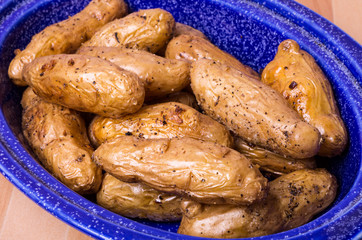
<box><xmin>0</xmin><ymin>0</ymin><xmax>361</xmax><ymax>239</ymax></box>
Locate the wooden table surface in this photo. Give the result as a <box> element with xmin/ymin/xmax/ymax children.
<box><xmin>0</xmin><ymin>0</ymin><xmax>361</xmax><ymax>239</ymax></box>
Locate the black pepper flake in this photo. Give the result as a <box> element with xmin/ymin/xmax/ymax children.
<box><xmin>289</xmin><ymin>81</ymin><xmax>298</xmax><ymax>89</ymax></box>
<box><xmin>40</xmin><ymin>72</ymin><xmax>44</xmax><ymax>77</ymax></box>
<box><xmin>125</xmin><ymin>131</ymin><xmax>133</xmax><ymax>136</ymax></box>
<box><xmin>114</xmin><ymin>32</ymin><xmax>120</xmax><ymax>43</ymax></box>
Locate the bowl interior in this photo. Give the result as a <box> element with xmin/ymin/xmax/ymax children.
<box><xmin>0</xmin><ymin>0</ymin><xmax>361</xmax><ymax>239</ymax></box>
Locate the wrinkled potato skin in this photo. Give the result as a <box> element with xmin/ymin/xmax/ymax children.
<box><xmin>262</xmin><ymin>40</ymin><xmax>347</xmax><ymax>157</ymax></box>
<box><xmin>191</xmin><ymin>59</ymin><xmax>321</xmax><ymax>159</ymax></box>
<box><xmin>8</xmin><ymin>0</ymin><xmax>127</xmax><ymax>86</ymax></box>
<box><xmin>82</xmin><ymin>9</ymin><xmax>175</xmax><ymax>53</ymax></box>
<box><xmin>165</xmin><ymin>35</ymin><xmax>259</xmax><ymax>79</ymax></box>
<box><xmin>89</xmin><ymin>102</ymin><xmax>232</xmax><ymax>147</ymax></box>
<box><xmin>77</xmin><ymin>46</ymin><xmax>190</xmax><ymax>100</ymax></box>
<box><xmin>23</xmin><ymin>54</ymin><xmax>145</xmax><ymax>118</ymax></box>
<box><xmin>93</xmin><ymin>136</ymin><xmax>268</xmax><ymax>205</ymax></box>
<box><xmin>174</xmin><ymin>23</ymin><xmax>208</xmax><ymax>39</ymax></box>
<box><xmin>150</xmin><ymin>92</ymin><xmax>200</xmax><ymax>111</ymax></box>
<box><xmin>234</xmin><ymin>137</ymin><xmax>316</xmax><ymax>175</ymax></box>
<box><xmin>21</xmin><ymin>88</ymin><xmax>102</xmax><ymax>194</ymax></box>
<box><xmin>178</xmin><ymin>169</ymin><xmax>337</xmax><ymax>238</ymax></box>
<box><xmin>97</xmin><ymin>173</ymin><xmax>182</xmax><ymax>221</ymax></box>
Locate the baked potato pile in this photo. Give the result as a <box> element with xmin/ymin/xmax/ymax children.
<box><xmin>10</xmin><ymin>0</ymin><xmax>346</xmax><ymax>238</ymax></box>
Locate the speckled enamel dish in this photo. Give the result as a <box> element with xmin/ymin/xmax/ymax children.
<box><xmin>0</xmin><ymin>0</ymin><xmax>361</xmax><ymax>239</ymax></box>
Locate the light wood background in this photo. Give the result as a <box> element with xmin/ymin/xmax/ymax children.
<box><xmin>0</xmin><ymin>0</ymin><xmax>361</xmax><ymax>239</ymax></box>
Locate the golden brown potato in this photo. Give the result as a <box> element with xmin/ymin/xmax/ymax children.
<box><xmin>165</xmin><ymin>35</ymin><xmax>259</xmax><ymax>79</ymax></box>
<box><xmin>76</xmin><ymin>46</ymin><xmax>190</xmax><ymax>100</ymax></box>
<box><xmin>174</xmin><ymin>23</ymin><xmax>208</xmax><ymax>39</ymax></box>
<box><xmin>149</xmin><ymin>92</ymin><xmax>200</xmax><ymax>110</ymax></box>
<box><xmin>23</xmin><ymin>54</ymin><xmax>145</xmax><ymax>118</ymax></box>
<box><xmin>191</xmin><ymin>59</ymin><xmax>321</xmax><ymax>159</ymax></box>
<box><xmin>97</xmin><ymin>173</ymin><xmax>182</xmax><ymax>221</ymax></box>
<box><xmin>234</xmin><ymin>137</ymin><xmax>316</xmax><ymax>175</ymax></box>
<box><xmin>178</xmin><ymin>169</ymin><xmax>337</xmax><ymax>238</ymax></box>
<box><xmin>21</xmin><ymin>88</ymin><xmax>102</xmax><ymax>194</ymax></box>
<box><xmin>89</xmin><ymin>102</ymin><xmax>232</xmax><ymax>147</ymax></box>
<box><xmin>93</xmin><ymin>136</ymin><xmax>268</xmax><ymax>205</ymax></box>
<box><xmin>82</xmin><ymin>8</ymin><xmax>175</xmax><ymax>53</ymax></box>
<box><xmin>262</xmin><ymin>40</ymin><xmax>347</xmax><ymax>157</ymax></box>
<box><xmin>8</xmin><ymin>0</ymin><xmax>127</xmax><ymax>86</ymax></box>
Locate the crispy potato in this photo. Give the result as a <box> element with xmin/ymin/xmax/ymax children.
<box><xmin>8</xmin><ymin>0</ymin><xmax>127</xmax><ymax>86</ymax></box>
<box><xmin>93</xmin><ymin>136</ymin><xmax>268</xmax><ymax>205</ymax></box>
<box><xmin>178</xmin><ymin>169</ymin><xmax>337</xmax><ymax>238</ymax></box>
<box><xmin>149</xmin><ymin>92</ymin><xmax>200</xmax><ymax>110</ymax></box>
<box><xmin>82</xmin><ymin>8</ymin><xmax>175</xmax><ymax>53</ymax></box>
<box><xmin>174</xmin><ymin>23</ymin><xmax>208</xmax><ymax>39</ymax></box>
<box><xmin>191</xmin><ymin>59</ymin><xmax>321</xmax><ymax>159</ymax></box>
<box><xmin>165</xmin><ymin>35</ymin><xmax>259</xmax><ymax>79</ymax></box>
<box><xmin>89</xmin><ymin>102</ymin><xmax>232</xmax><ymax>147</ymax></box>
<box><xmin>262</xmin><ymin>40</ymin><xmax>347</xmax><ymax>157</ymax></box>
<box><xmin>234</xmin><ymin>137</ymin><xmax>316</xmax><ymax>175</ymax></box>
<box><xmin>97</xmin><ymin>173</ymin><xmax>182</xmax><ymax>221</ymax></box>
<box><xmin>21</xmin><ymin>88</ymin><xmax>102</xmax><ymax>194</ymax></box>
<box><xmin>23</xmin><ymin>54</ymin><xmax>145</xmax><ymax>118</ymax></box>
<box><xmin>77</xmin><ymin>46</ymin><xmax>190</xmax><ymax>100</ymax></box>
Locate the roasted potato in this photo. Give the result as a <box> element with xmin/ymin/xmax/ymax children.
<box><xmin>97</xmin><ymin>173</ymin><xmax>182</xmax><ymax>221</ymax></box>
<box><xmin>89</xmin><ymin>102</ymin><xmax>232</xmax><ymax>147</ymax></box>
<box><xmin>174</xmin><ymin>23</ymin><xmax>208</xmax><ymax>39</ymax></box>
<box><xmin>191</xmin><ymin>59</ymin><xmax>321</xmax><ymax>159</ymax></box>
<box><xmin>77</xmin><ymin>46</ymin><xmax>190</xmax><ymax>100</ymax></box>
<box><xmin>178</xmin><ymin>169</ymin><xmax>337</xmax><ymax>238</ymax></box>
<box><xmin>165</xmin><ymin>35</ymin><xmax>259</xmax><ymax>79</ymax></box>
<box><xmin>23</xmin><ymin>54</ymin><xmax>145</xmax><ymax>118</ymax></box>
<box><xmin>82</xmin><ymin>8</ymin><xmax>175</xmax><ymax>53</ymax></box>
<box><xmin>149</xmin><ymin>92</ymin><xmax>200</xmax><ymax>110</ymax></box>
<box><xmin>8</xmin><ymin>0</ymin><xmax>127</xmax><ymax>86</ymax></box>
<box><xmin>93</xmin><ymin>136</ymin><xmax>268</xmax><ymax>205</ymax></box>
<box><xmin>234</xmin><ymin>137</ymin><xmax>316</xmax><ymax>175</ymax></box>
<box><xmin>262</xmin><ymin>40</ymin><xmax>347</xmax><ymax>157</ymax></box>
<box><xmin>21</xmin><ymin>88</ymin><xmax>102</xmax><ymax>194</ymax></box>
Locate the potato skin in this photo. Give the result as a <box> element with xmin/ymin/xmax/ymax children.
<box><xmin>89</xmin><ymin>102</ymin><xmax>232</xmax><ymax>147</ymax></box>
<box><xmin>262</xmin><ymin>40</ymin><xmax>347</xmax><ymax>157</ymax></box>
<box><xmin>93</xmin><ymin>136</ymin><xmax>268</xmax><ymax>205</ymax></box>
<box><xmin>191</xmin><ymin>59</ymin><xmax>321</xmax><ymax>159</ymax></box>
<box><xmin>234</xmin><ymin>137</ymin><xmax>316</xmax><ymax>175</ymax></box>
<box><xmin>178</xmin><ymin>169</ymin><xmax>337</xmax><ymax>238</ymax></box>
<box><xmin>82</xmin><ymin>8</ymin><xmax>175</xmax><ymax>53</ymax></box>
<box><xmin>77</xmin><ymin>46</ymin><xmax>190</xmax><ymax>100</ymax></box>
<box><xmin>21</xmin><ymin>88</ymin><xmax>102</xmax><ymax>194</ymax></box>
<box><xmin>165</xmin><ymin>35</ymin><xmax>259</xmax><ymax>79</ymax></box>
<box><xmin>8</xmin><ymin>0</ymin><xmax>127</xmax><ymax>86</ymax></box>
<box><xmin>174</xmin><ymin>23</ymin><xmax>208</xmax><ymax>39</ymax></box>
<box><xmin>149</xmin><ymin>92</ymin><xmax>200</xmax><ymax>111</ymax></box>
<box><xmin>97</xmin><ymin>173</ymin><xmax>182</xmax><ymax>221</ymax></box>
<box><xmin>23</xmin><ymin>54</ymin><xmax>145</xmax><ymax>118</ymax></box>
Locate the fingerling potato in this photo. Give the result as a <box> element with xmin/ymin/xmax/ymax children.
<box><xmin>21</xmin><ymin>88</ymin><xmax>102</xmax><ymax>194</ymax></box>
<box><xmin>77</xmin><ymin>46</ymin><xmax>190</xmax><ymax>100</ymax></box>
<box><xmin>23</xmin><ymin>54</ymin><xmax>145</xmax><ymax>118</ymax></box>
<box><xmin>82</xmin><ymin>8</ymin><xmax>175</xmax><ymax>53</ymax></box>
<box><xmin>97</xmin><ymin>173</ymin><xmax>182</xmax><ymax>221</ymax></box>
<box><xmin>165</xmin><ymin>34</ymin><xmax>259</xmax><ymax>79</ymax></box>
<box><xmin>89</xmin><ymin>102</ymin><xmax>232</xmax><ymax>147</ymax></box>
<box><xmin>93</xmin><ymin>136</ymin><xmax>268</xmax><ymax>205</ymax></box>
<box><xmin>174</xmin><ymin>23</ymin><xmax>208</xmax><ymax>39</ymax></box>
<box><xmin>8</xmin><ymin>0</ymin><xmax>128</xmax><ymax>86</ymax></box>
<box><xmin>234</xmin><ymin>137</ymin><xmax>316</xmax><ymax>175</ymax></box>
<box><xmin>178</xmin><ymin>169</ymin><xmax>337</xmax><ymax>238</ymax></box>
<box><xmin>191</xmin><ymin>59</ymin><xmax>321</xmax><ymax>159</ymax></box>
<box><xmin>262</xmin><ymin>40</ymin><xmax>347</xmax><ymax>157</ymax></box>
<box><xmin>149</xmin><ymin>92</ymin><xmax>200</xmax><ymax>110</ymax></box>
